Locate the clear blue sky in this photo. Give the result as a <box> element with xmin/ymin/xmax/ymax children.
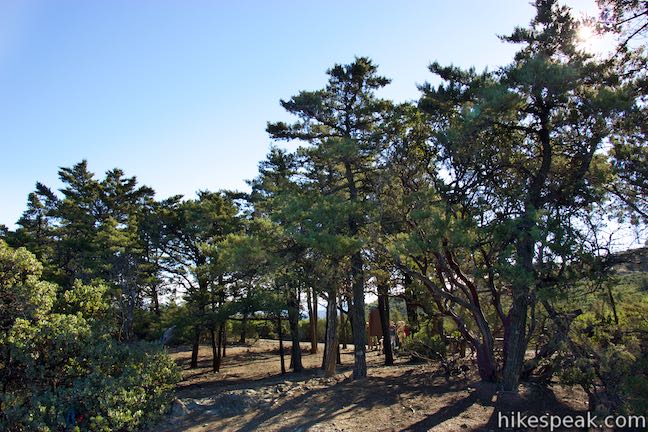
<box><xmin>0</xmin><ymin>0</ymin><xmax>599</xmax><ymax>228</ymax></box>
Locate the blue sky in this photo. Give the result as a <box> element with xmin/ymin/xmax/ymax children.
<box><xmin>0</xmin><ymin>0</ymin><xmax>600</xmax><ymax>228</ymax></box>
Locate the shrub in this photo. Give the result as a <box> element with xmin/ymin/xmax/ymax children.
<box><xmin>0</xmin><ymin>241</ymin><xmax>180</xmax><ymax>431</ymax></box>
<box><xmin>401</xmin><ymin>322</ymin><xmax>446</xmax><ymax>362</ymax></box>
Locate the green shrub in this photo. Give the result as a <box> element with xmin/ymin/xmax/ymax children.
<box><xmin>554</xmin><ymin>276</ymin><xmax>648</xmax><ymax>416</ymax></box>
<box><xmin>0</xmin><ymin>241</ymin><xmax>180</xmax><ymax>431</ymax></box>
<box><xmin>402</xmin><ymin>322</ymin><xmax>446</xmax><ymax>361</ymax></box>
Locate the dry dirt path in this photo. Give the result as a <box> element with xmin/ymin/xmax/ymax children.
<box><xmin>154</xmin><ymin>340</ymin><xmax>587</xmax><ymax>432</ymax></box>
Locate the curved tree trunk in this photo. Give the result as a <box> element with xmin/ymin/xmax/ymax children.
<box><xmin>474</xmin><ymin>342</ymin><xmax>497</xmax><ymax>381</ymax></box>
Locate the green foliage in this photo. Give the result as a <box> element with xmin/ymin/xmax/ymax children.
<box><xmin>3</xmin><ymin>337</ymin><xmax>180</xmax><ymax>431</ymax></box>
<box><xmin>0</xmin><ymin>241</ymin><xmax>57</xmax><ymax>332</ymax></box>
<box><xmin>401</xmin><ymin>322</ymin><xmax>447</xmax><ymax>361</ymax></box>
<box><xmin>8</xmin><ymin>161</ymin><xmax>161</xmax><ymax>341</ymax></box>
<box><xmin>133</xmin><ymin>302</ymin><xmax>195</xmax><ymax>344</ymax></box>
<box><xmin>553</xmin><ymin>273</ymin><xmax>648</xmax><ymax>415</ymax></box>
<box><xmin>0</xmin><ymin>242</ymin><xmax>180</xmax><ymax>431</ymax></box>
<box><xmin>59</xmin><ymin>279</ymin><xmax>110</xmax><ymax>320</ymax></box>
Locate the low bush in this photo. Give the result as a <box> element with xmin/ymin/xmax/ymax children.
<box><xmin>0</xmin><ymin>241</ymin><xmax>180</xmax><ymax>431</ymax></box>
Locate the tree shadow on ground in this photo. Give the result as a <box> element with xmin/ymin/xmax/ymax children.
<box><xmin>400</xmin><ymin>382</ymin><xmax>496</xmax><ymax>431</ymax></box>
<box><xmin>176</xmin><ymin>352</ymin><xmax>329</xmax><ymax>398</ymax></box>
<box><xmin>480</xmin><ymin>384</ymin><xmax>588</xmax><ymax>432</ymax></box>
<box><xmin>235</xmin><ymin>367</ymin><xmax>471</xmax><ymax>432</ymax></box>
<box><xmin>163</xmin><ymin>343</ymin><xmax>588</xmax><ymax>432</ymax></box>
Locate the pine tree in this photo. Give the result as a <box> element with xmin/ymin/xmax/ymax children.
<box><xmin>396</xmin><ymin>0</ymin><xmax>638</xmax><ymax>390</ymax></box>
<box><xmin>268</xmin><ymin>57</ymin><xmax>392</xmax><ymax>379</ymax></box>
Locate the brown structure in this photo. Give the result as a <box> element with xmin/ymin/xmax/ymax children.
<box><xmin>367</xmin><ymin>308</ymin><xmax>382</xmax><ymax>351</ymax></box>
<box><xmin>368</xmin><ymin>307</ymin><xmax>382</xmax><ymax>338</ymax></box>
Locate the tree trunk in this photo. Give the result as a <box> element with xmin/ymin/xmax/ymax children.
<box><xmin>403</xmin><ymin>274</ymin><xmax>418</xmax><ymax>335</ymax></box>
<box><xmin>324</xmin><ymin>289</ymin><xmax>338</xmax><ymax>377</ymax></box>
<box><xmin>435</xmin><ymin>316</ymin><xmax>445</xmax><ymax>341</ymax></box>
<box><xmin>502</xmin><ymin>228</ymin><xmax>533</xmax><ymax>391</ymax></box>
<box><xmin>151</xmin><ymin>284</ymin><xmax>161</xmax><ymax>316</ymax></box>
<box><xmin>321</xmin><ymin>299</ymin><xmax>328</xmax><ymax>370</ymax></box>
<box><xmin>347</xmin><ymin>300</ymin><xmax>354</xmax><ymax>344</ymax></box>
<box><xmin>190</xmin><ymin>326</ymin><xmax>200</xmax><ymax>369</ymax></box>
<box><xmin>336</xmin><ymin>342</ymin><xmax>342</xmax><ymax>365</ymax></box>
<box><xmin>607</xmin><ymin>285</ymin><xmax>619</xmax><ymax>326</ymax></box>
<box><xmin>222</xmin><ymin>324</ymin><xmax>227</xmax><ymax>357</ymax></box>
<box><xmin>441</xmin><ymin>301</ymin><xmax>496</xmax><ymax>382</ymax></box>
<box><xmin>215</xmin><ymin>324</ymin><xmax>224</xmax><ymax>372</ymax></box>
<box><xmin>210</xmin><ymin>327</ymin><xmax>218</xmax><ymax>372</ymax></box>
<box><xmin>466</xmin><ymin>305</ymin><xmax>498</xmax><ymax>381</ymax></box>
<box><xmin>350</xmin><ymin>251</ymin><xmax>367</xmax><ymax>379</ymax></box>
<box><xmin>339</xmin><ymin>293</ymin><xmax>347</xmax><ymax>349</ymax></box>
<box><xmin>377</xmin><ymin>282</ymin><xmax>394</xmax><ymax>366</ymax></box>
<box><xmin>239</xmin><ymin>313</ymin><xmax>248</xmax><ymax>344</ymax></box>
<box><xmin>307</xmin><ymin>287</ymin><xmax>318</xmax><ymax>354</ymax></box>
<box><xmin>278</xmin><ymin>316</ymin><xmax>286</xmax><ymax>375</ymax></box>
<box><xmin>406</xmin><ymin>262</ymin><xmax>498</xmax><ymax>382</ymax></box>
<box><xmin>475</xmin><ymin>341</ymin><xmax>497</xmax><ymax>381</ymax></box>
<box><xmin>123</xmin><ymin>285</ymin><xmax>137</xmax><ymax>341</ymax></box>
<box><xmin>288</xmin><ymin>289</ymin><xmax>303</xmax><ymax>372</ymax></box>
<box><xmin>503</xmin><ymin>301</ymin><xmax>528</xmax><ymax>390</ymax></box>
<box><xmin>344</xmin><ymin>161</ymin><xmax>367</xmax><ymax>380</ymax></box>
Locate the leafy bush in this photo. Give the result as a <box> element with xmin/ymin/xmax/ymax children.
<box><xmin>0</xmin><ymin>241</ymin><xmax>180</xmax><ymax>431</ymax></box>
<box><xmin>553</xmin><ymin>275</ymin><xmax>648</xmax><ymax>416</ymax></box>
<box><xmin>401</xmin><ymin>322</ymin><xmax>446</xmax><ymax>362</ymax></box>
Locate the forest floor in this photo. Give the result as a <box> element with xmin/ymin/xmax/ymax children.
<box><xmin>155</xmin><ymin>340</ymin><xmax>588</xmax><ymax>432</ymax></box>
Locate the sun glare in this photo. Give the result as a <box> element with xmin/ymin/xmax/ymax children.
<box><xmin>577</xmin><ymin>24</ymin><xmax>595</xmax><ymax>42</ymax></box>
<box><xmin>576</xmin><ymin>23</ymin><xmax>614</xmax><ymax>56</ymax></box>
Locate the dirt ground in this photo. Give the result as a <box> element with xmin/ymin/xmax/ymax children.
<box><xmin>155</xmin><ymin>340</ymin><xmax>588</xmax><ymax>432</ymax></box>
